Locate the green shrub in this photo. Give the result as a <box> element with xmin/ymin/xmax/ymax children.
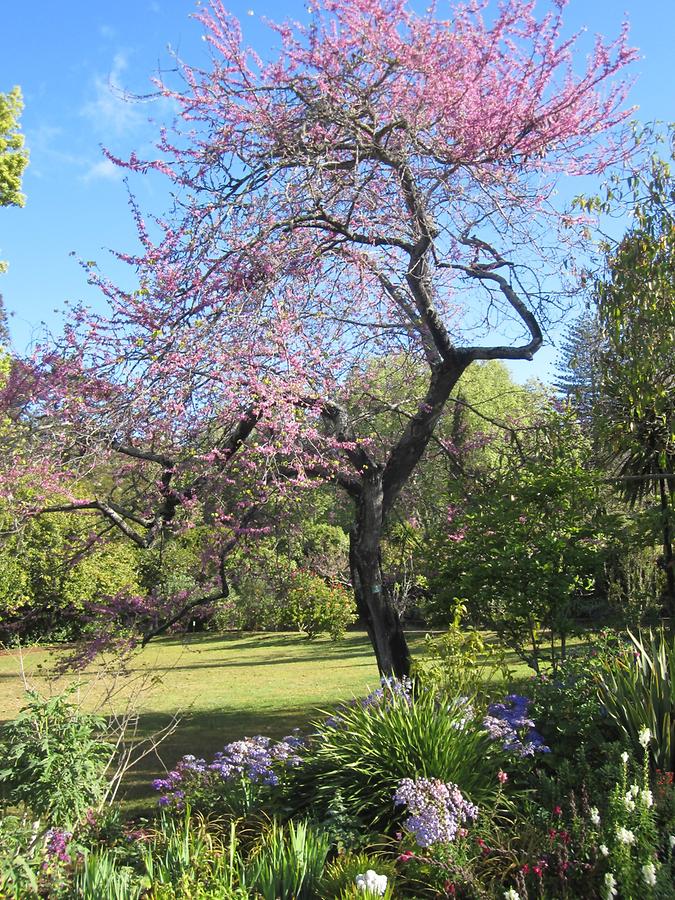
<box><xmin>0</xmin><ymin>689</ymin><xmax>112</xmax><ymax>827</ymax></box>
<box><xmin>422</xmin><ymin>408</ymin><xmax>612</xmax><ymax>673</ymax></box>
<box><xmin>597</xmin><ymin>626</ymin><xmax>675</xmax><ymax>771</ymax></box>
<box><xmin>292</xmin><ymin>680</ymin><xmax>498</xmax><ymax>831</ymax></box>
<box><xmin>529</xmin><ymin>651</ymin><xmax>616</xmax><ymax>763</ymax></box>
<box><xmin>243</xmin><ymin>819</ymin><xmax>330</xmax><ymax>900</ymax></box>
<box><xmin>412</xmin><ymin>609</ymin><xmax>510</xmax><ymax>694</ymax></box>
<box><xmin>71</xmin><ymin>849</ymin><xmax>145</xmax><ymax>899</ymax></box>
<box><xmin>0</xmin><ymin>813</ymin><xmax>40</xmax><ymax>899</ymax></box>
<box><xmin>285</xmin><ymin>569</ymin><xmax>356</xmax><ymax>640</ymax></box>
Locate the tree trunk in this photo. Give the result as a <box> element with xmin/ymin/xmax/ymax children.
<box><xmin>349</xmin><ymin>471</ymin><xmax>411</xmax><ymax>678</ymax></box>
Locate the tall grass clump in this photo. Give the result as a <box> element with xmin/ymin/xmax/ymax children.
<box><xmin>293</xmin><ymin>679</ymin><xmax>497</xmax><ymax>830</ymax></box>
<box><xmin>243</xmin><ymin>819</ymin><xmax>331</xmax><ymax>900</ymax></box>
<box><xmin>597</xmin><ymin>626</ymin><xmax>675</xmax><ymax>771</ymax></box>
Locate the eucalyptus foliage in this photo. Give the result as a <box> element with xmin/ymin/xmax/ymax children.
<box><xmin>580</xmin><ymin>125</ymin><xmax>675</xmax><ymax>611</ymax></box>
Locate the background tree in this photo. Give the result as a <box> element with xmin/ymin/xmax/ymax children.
<box><xmin>2</xmin><ymin>0</ymin><xmax>637</xmax><ymax>675</ymax></box>
<box><xmin>589</xmin><ymin>133</ymin><xmax>675</xmax><ymax>612</ymax></box>
<box><xmin>554</xmin><ymin>308</ymin><xmax>605</xmax><ymax>431</ymax></box>
<box><xmin>0</xmin><ymin>86</ymin><xmax>28</xmax><ymax>274</ymax></box>
<box><xmin>423</xmin><ymin>405</ymin><xmax>613</xmax><ymax>671</ymax></box>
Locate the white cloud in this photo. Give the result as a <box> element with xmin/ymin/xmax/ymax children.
<box><xmin>81</xmin><ymin>51</ymin><xmax>144</xmax><ymax>137</ymax></box>
<box><xmin>81</xmin><ymin>157</ymin><xmax>124</xmax><ymax>183</ymax></box>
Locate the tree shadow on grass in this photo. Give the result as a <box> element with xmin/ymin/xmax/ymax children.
<box><xmin>121</xmin><ymin>655</ymin><xmax>378</xmax><ymax>677</ymax></box>
<box><xmin>157</xmin><ymin>631</ymin><xmax>376</xmax><ymax>654</ymax></box>
<box><xmin>117</xmin><ymin>703</ymin><xmax>325</xmax><ymax>813</ymax></box>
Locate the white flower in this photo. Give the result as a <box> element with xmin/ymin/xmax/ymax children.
<box><xmin>670</xmin><ymin>834</ymin><xmax>675</xmax><ymax>849</ymax></box>
<box><xmin>503</xmin><ymin>889</ymin><xmax>520</xmax><ymax>900</ymax></box>
<box><xmin>629</xmin><ymin>784</ymin><xmax>639</xmax><ymax>798</ymax></box>
<box><xmin>642</xmin><ymin>861</ymin><xmax>657</xmax><ymax>886</ymax></box>
<box><xmin>590</xmin><ymin>806</ymin><xmax>601</xmax><ymax>825</ymax></box>
<box><xmin>355</xmin><ymin>870</ymin><xmax>388</xmax><ymax>896</ymax></box>
<box><xmin>640</xmin><ymin>788</ymin><xmax>653</xmax><ymax>808</ymax></box>
<box><xmin>604</xmin><ymin>872</ymin><xmax>618</xmax><ymax>898</ymax></box>
<box><xmin>621</xmin><ymin>751</ymin><xmax>629</xmax><ymax>764</ymax></box>
<box><xmin>624</xmin><ymin>792</ymin><xmax>636</xmax><ymax>812</ymax></box>
<box><xmin>599</xmin><ymin>843</ymin><xmax>609</xmax><ymax>856</ymax></box>
<box><xmin>639</xmin><ymin>727</ymin><xmax>651</xmax><ymax>748</ymax></box>
<box><xmin>616</xmin><ymin>826</ymin><xmax>635</xmax><ymax>845</ymax></box>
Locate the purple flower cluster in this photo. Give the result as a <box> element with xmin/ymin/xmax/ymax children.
<box><xmin>361</xmin><ymin>676</ymin><xmax>415</xmax><ymax>709</ymax></box>
<box><xmin>394</xmin><ymin>777</ymin><xmax>478</xmax><ymax>848</ymax></box>
<box><xmin>210</xmin><ymin>735</ymin><xmax>304</xmax><ymax>785</ymax></box>
<box><xmin>325</xmin><ymin>676</ymin><xmax>414</xmax><ymax>727</ymax></box>
<box><xmin>43</xmin><ymin>829</ymin><xmax>72</xmax><ymax>866</ymax></box>
<box><xmin>152</xmin><ymin>734</ymin><xmax>304</xmax><ymax>807</ymax></box>
<box><xmin>483</xmin><ymin>694</ymin><xmax>550</xmax><ymax>757</ymax></box>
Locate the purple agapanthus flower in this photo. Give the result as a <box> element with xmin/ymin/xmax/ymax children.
<box><xmin>394</xmin><ymin>777</ymin><xmax>478</xmax><ymax>848</ymax></box>
<box><xmin>483</xmin><ymin>694</ymin><xmax>550</xmax><ymax>757</ymax></box>
<box><xmin>325</xmin><ymin>676</ymin><xmax>414</xmax><ymax>727</ymax></box>
<box><xmin>152</xmin><ymin>734</ymin><xmax>304</xmax><ymax>808</ymax></box>
<box><xmin>361</xmin><ymin>676</ymin><xmax>415</xmax><ymax>709</ymax></box>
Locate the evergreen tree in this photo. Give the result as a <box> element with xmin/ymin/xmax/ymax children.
<box><xmin>554</xmin><ymin>308</ymin><xmax>605</xmax><ymax>428</ymax></box>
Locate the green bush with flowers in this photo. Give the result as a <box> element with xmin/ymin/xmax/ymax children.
<box><xmin>3</xmin><ymin>630</ymin><xmax>675</xmax><ymax>898</ymax></box>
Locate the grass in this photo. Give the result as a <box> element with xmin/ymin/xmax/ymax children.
<box><xmin>0</xmin><ymin>627</ymin><xmax>581</xmax><ymax>812</ymax></box>
<box><xmin>0</xmin><ymin>631</ymin><xmax>391</xmax><ymax>810</ymax></box>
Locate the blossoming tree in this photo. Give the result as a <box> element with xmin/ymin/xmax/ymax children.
<box><xmin>3</xmin><ymin>0</ymin><xmax>637</xmax><ymax>675</ymax></box>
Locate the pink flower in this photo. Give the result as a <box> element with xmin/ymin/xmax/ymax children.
<box><xmin>498</xmin><ymin>769</ymin><xmax>508</xmax><ymax>784</ymax></box>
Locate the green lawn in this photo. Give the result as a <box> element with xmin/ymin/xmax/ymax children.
<box><xmin>0</xmin><ymin>632</ymin><xmax>389</xmax><ymax>809</ymax></box>
<box><xmin>0</xmin><ymin>629</ymin><xmax>548</xmax><ymax>812</ymax></box>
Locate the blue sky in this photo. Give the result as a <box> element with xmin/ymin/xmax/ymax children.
<box><xmin>1</xmin><ymin>0</ymin><xmax>674</xmax><ymax>383</ymax></box>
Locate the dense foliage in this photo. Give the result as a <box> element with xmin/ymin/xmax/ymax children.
<box><xmin>423</xmin><ymin>408</ymin><xmax>614</xmax><ymax>670</ymax></box>
<box><xmin>1</xmin><ymin>643</ymin><xmax>674</xmax><ymax>897</ymax></box>
<box><xmin>0</xmin><ymin>0</ymin><xmax>638</xmax><ymax>677</ymax></box>
<box><xmin>3</xmin><ymin>1</ymin><xmax>675</xmax><ymax>896</ymax></box>
<box><xmin>0</xmin><ymin>690</ymin><xmax>111</xmax><ymax>827</ymax></box>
